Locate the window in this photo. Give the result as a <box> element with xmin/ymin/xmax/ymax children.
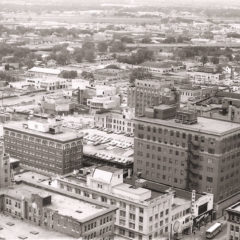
<box><xmin>120</xmin><ymin>219</ymin><xmax>125</xmax><ymax>226</ymax></box>
<box><xmin>129</xmin><ymin>213</ymin><xmax>135</xmax><ymax>221</ymax></box>
<box><xmin>119</xmin><ymin>228</ymin><xmax>125</xmax><ymax>236</ymax></box>
<box><xmin>129</xmin><ymin>223</ymin><xmax>135</xmax><ymax>229</ymax></box>
<box><xmin>208</xmin><ymin>159</ymin><xmax>213</xmax><ymax>164</ymax></box>
<box><xmin>120</xmin><ymin>210</ymin><xmax>126</xmax><ymax>217</ymax></box>
<box><xmin>129</xmin><ymin>231</ymin><xmax>135</xmax><ymax>238</ymax></box>
<box><xmin>207</xmin><ymin>177</ymin><xmax>213</xmax><ymax>183</ymax></box>
<box><xmin>129</xmin><ymin>205</ymin><xmax>135</xmax><ymax>211</ymax></box>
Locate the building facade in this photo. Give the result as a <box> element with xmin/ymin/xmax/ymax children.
<box><xmin>94</xmin><ymin>109</ymin><xmax>135</xmax><ymax>134</ymax></box>
<box><xmin>56</xmin><ymin>166</ymin><xmax>174</xmax><ymax>240</ymax></box>
<box><xmin>0</xmin><ymin>143</ymin><xmax>11</xmax><ymax>188</ymax></box>
<box><xmin>4</xmin><ymin>119</ymin><xmax>83</xmax><ymax>175</ymax></box>
<box><xmin>0</xmin><ymin>182</ymin><xmax>116</xmax><ymax>240</ymax></box>
<box><xmin>134</xmin><ymin>113</ymin><xmax>240</xmax><ymax>202</ymax></box>
<box><xmin>131</xmin><ymin>79</ymin><xmax>174</xmax><ymax>117</ymax></box>
<box><xmin>226</xmin><ymin>202</ymin><xmax>240</xmax><ymax>240</ymax></box>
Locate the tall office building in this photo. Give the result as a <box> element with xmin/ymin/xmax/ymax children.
<box><xmin>128</xmin><ymin>79</ymin><xmax>174</xmax><ymax>116</ymax></box>
<box><xmin>4</xmin><ymin>118</ymin><xmax>83</xmax><ymax>175</ymax></box>
<box><xmin>134</xmin><ymin>108</ymin><xmax>240</xmax><ymax>202</ymax></box>
<box><xmin>0</xmin><ymin>143</ymin><xmax>11</xmax><ymax>188</ymax></box>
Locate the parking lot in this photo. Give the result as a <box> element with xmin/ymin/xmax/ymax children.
<box><xmin>81</xmin><ymin>128</ymin><xmax>134</xmax><ymax>165</ymax></box>
<box><xmin>0</xmin><ymin>213</ymin><xmax>76</xmax><ymax>240</ymax></box>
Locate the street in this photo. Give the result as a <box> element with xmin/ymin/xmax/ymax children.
<box><xmin>183</xmin><ymin>220</ymin><xmax>227</xmax><ymax>240</ymax></box>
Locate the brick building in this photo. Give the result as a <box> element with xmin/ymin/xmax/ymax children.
<box><xmin>0</xmin><ymin>182</ymin><xmax>116</xmax><ymax>240</ymax></box>
<box><xmin>3</xmin><ymin>118</ymin><xmax>83</xmax><ymax>175</ymax></box>
<box><xmin>134</xmin><ymin>110</ymin><xmax>240</xmax><ymax>202</ymax></box>
<box><xmin>128</xmin><ymin>79</ymin><xmax>174</xmax><ymax>117</ymax></box>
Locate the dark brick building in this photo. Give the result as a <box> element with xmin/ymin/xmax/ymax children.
<box><xmin>3</xmin><ymin>119</ymin><xmax>83</xmax><ymax>175</ymax></box>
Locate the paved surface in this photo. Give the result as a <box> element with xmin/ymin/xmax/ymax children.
<box><xmin>0</xmin><ymin>213</ymin><xmax>75</xmax><ymax>240</ymax></box>
<box><xmin>184</xmin><ymin>219</ymin><xmax>227</xmax><ymax>240</ymax></box>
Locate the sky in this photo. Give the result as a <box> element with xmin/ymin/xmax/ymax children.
<box><xmin>2</xmin><ymin>0</ymin><xmax>240</xmax><ymax>8</ymax></box>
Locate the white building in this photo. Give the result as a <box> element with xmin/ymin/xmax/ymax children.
<box><xmin>179</xmin><ymin>86</ymin><xmax>202</xmax><ymax>103</ymax></box>
<box><xmin>71</xmin><ymin>79</ymin><xmax>91</xmax><ymax>90</ymax></box>
<box><xmin>187</xmin><ymin>72</ymin><xmax>223</xmax><ymax>85</ymax></box>
<box><xmin>94</xmin><ymin>108</ymin><xmax>135</xmax><ymax>134</ymax></box>
<box><xmin>55</xmin><ymin>166</ymin><xmax>214</xmax><ymax>240</ymax></box>
<box><xmin>95</xmin><ymin>85</ymin><xmax>117</xmax><ymax>97</ymax></box>
<box><xmin>27</xmin><ymin>77</ymin><xmax>69</xmax><ymax>91</ymax></box>
<box><xmin>57</xmin><ymin>166</ymin><xmax>174</xmax><ymax>240</ymax></box>
<box><xmin>87</xmin><ymin>95</ymin><xmax>120</xmax><ymax>111</ymax></box>
<box><xmin>28</xmin><ymin>67</ymin><xmax>61</xmax><ymax>78</ymax></box>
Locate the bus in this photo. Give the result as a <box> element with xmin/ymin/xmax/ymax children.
<box><xmin>206</xmin><ymin>222</ymin><xmax>222</xmax><ymax>239</ymax></box>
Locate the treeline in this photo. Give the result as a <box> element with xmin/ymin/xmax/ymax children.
<box><xmin>117</xmin><ymin>48</ymin><xmax>154</xmax><ymax>65</ymax></box>
<box><xmin>0</xmin><ymin>43</ymin><xmax>38</xmax><ymax>69</ymax></box>
<box><xmin>176</xmin><ymin>47</ymin><xmax>233</xmax><ymax>60</ymax></box>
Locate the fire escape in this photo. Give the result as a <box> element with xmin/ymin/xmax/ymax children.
<box><xmin>187</xmin><ymin>135</ymin><xmax>201</xmax><ymax>191</ymax></box>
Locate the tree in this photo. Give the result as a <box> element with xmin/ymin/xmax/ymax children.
<box><xmin>117</xmin><ymin>48</ymin><xmax>154</xmax><ymax>65</ymax></box>
<box><xmin>216</xmin><ymin>65</ymin><xmax>223</xmax><ymax>73</ymax></box>
<box><xmin>73</xmin><ymin>48</ymin><xmax>84</xmax><ymax>63</ymax></box>
<box><xmin>110</xmin><ymin>40</ymin><xmax>126</xmax><ymax>52</ymax></box>
<box><xmin>105</xmin><ymin>64</ymin><xmax>120</xmax><ymax>70</ymax></box>
<box><xmin>84</xmin><ymin>49</ymin><xmax>95</xmax><ymax>62</ymax></box>
<box><xmin>56</xmin><ymin>53</ymin><xmax>69</xmax><ymax>65</ymax></box>
<box><xmin>121</xmin><ymin>36</ymin><xmax>134</xmax><ymax>43</ymax></box>
<box><xmin>0</xmin><ymin>71</ymin><xmax>17</xmax><ymax>82</ymax></box>
<box><xmin>235</xmin><ymin>54</ymin><xmax>240</xmax><ymax>62</ymax></box>
<box><xmin>97</xmin><ymin>41</ymin><xmax>108</xmax><ymax>53</ymax></box>
<box><xmin>141</xmin><ymin>36</ymin><xmax>152</xmax><ymax>44</ymax></box>
<box><xmin>212</xmin><ymin>56</ymin><xmax>219</xmax><ymax>64</ymax></box>
<box><xmin>60</xmin><ymin>70</ymin><xmax>78</xmax><ymax>79</ymax></box>
<box><xmin>201</xmin><ymin>55</ymin><xmax>208</xmax><ymax>66</ymax></box>
<box><xmin>82</xmin><ymin>41</ymin><xmax>95</xmax><ymax>52</ymax></box>
<box><xmin>163</xmin><ymin>36</ymin><xmax>176</xmax><ymax>43</ymax></box>
<box><xmin>129</xmin><ymin>68</ymin><xmax>152</xmax><ymax>85</ymax></box>
<box><xmin>81</xmin><ymin>71</ymin><xmax>94</xmax><ymax>80</ymax></box>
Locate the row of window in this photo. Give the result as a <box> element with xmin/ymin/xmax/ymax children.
<box><xmin>5</xmin><ymin>132</ymin><xmax>82</xmax><ymax>149</ymax></box>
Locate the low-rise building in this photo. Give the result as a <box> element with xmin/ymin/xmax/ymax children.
<box><xmin>226</xmin><ymin>202</ymin><xmax>240</xmax><ymax>240</ymax></box>
<box><xmin>27</xmin><ymin>77</ymin><xmax>69</xmax><ymax>91</ymax></box>
<box><xmin>41</xmin><ymin>94</ymin><xmax>75</xmax><ymax>115</ymax></box>
<box><xmin>0</xmin><ymin>182</ymin><xmax>116</xmax><ymax>240</ymax></box>
<box><xmin>187</xmin><ymin>71</ymin><xmax>224</xmax><ymax>85</ymax></box>
<box><xmin>87</xmin><ymin>96</ymin><xmax>120</xmax><ymax>112</ymax></box>
<box><xmin>140</xmin><ymin>61</ymin><xmax>183</xmax><ymax>74</ymax></box>
<box><xmin>179</xmin><ymin>85</ymin><xmax>202</xmax><ymax>103</ymax></box>
<box><xmin>94</xmin><ymin>108</ymin><xmax>135</xmax><ymax>134</ymax></box>
<box><xmin>28</xmin><ymin>67</ymin><xmax>61</xmax><ymax>78</ymax></box>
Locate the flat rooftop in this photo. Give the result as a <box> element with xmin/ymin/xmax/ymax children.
<box><xmin>4</xmin><ymin>121</ymin><xmax>82</xmax><ymax>142</ymax></box>
<box><xmin>0</xmin><ymin>183</ymin><xmax>105</xmax><ymax>222</ymax></box>
<box><xmin>0</xmin><ymin>213</ymin><xmax>76</xmax><ymax>240</ymax></box>
<box><xmin>114</xmin><ymin>183</ymin><xmax>153</xmax><ymax>196</ymax></box>
<box><xmin>135</xmin><ymin>116</ymin><xmax>240</xmax><ymax>136</ymax></box>
<box><xmin>229</xmin><ymin>202</ymin><xmax>240</xmax><ymax>213</ymax></box>
<box><xmin>233</xmin><ymin>205</ymin><xmax>240</xmax><ymax>212</ymax></box>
